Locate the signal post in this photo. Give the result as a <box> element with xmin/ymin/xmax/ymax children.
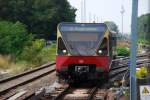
<box><xmin>130</xmin><ymin>0</ymin><xmax>138</xmax><ymax>100</ymax></box>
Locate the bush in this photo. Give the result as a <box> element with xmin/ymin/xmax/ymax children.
<box><xmin>0</xmin><ymin>21</ymin><xmax>57</xmax><ymax>73</ymax></box>
<box><xmin>117</xmin><ymin>47</ymin><xmax>130</xmax><ymax>56</ymax></box>
<box><xmin>138</xmin><ymin>39</ymin><xmax>150</xmax><ymax>45</ymax></box>
<box><xmin>18</xmin><ymin>39</ymin><xmax>45</xmax><ymax>66</ymax></box>
<box><xmin>0</xmin><ymin>39</ymin><xmax>56</xmax><ymax>73</ymax></box>
<box><xmin>18</xmin><ymin>40</ymin><xmax>56</xmax><ymax>67</ymax></box>
<box><xmin>0</xmin><ymin>21</ymin><xmax>33</xmax><ymax>56</ymax></box>
<box><xmin>136</xmin><ymin>67</ymin><xmax>148</xmax><ymax>79</ymax></box>
<box><xmin>39</xmin><ymin>43</ymin><xmax>56</xmax><ymax>62</ymax></box>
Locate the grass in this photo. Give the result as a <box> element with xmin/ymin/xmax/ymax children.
<box><xmin>43</xmin><ymin>43</ymin><xmax>56</xmax><ymax>62</ymax></box>
<box><xmin>0</xmin><ymin>55</ymin><xmax>30</xmax><ymax>74</ymax></box>
<box><xmin>0</xmin><ymin>55</ymin><xmax>12</xmax><ymax>70</ymax></box>
<box><xmin>0</xmin><ymin>43</ymin><xmax>56</xmax><ymax>75</ymax></box>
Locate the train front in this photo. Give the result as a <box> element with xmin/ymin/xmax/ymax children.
<box><xmin>56</xmin><ymin>23</ymin><xmax>110</xmax><ymax>82</ymax></box>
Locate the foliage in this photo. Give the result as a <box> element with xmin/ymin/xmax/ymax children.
<box><xmin>117</xmin><ymin>47</ymin><xmax>130</xmax><ymax>56</ymax></box>
<box><xmin>18</xmin><ymin>39</ymin><xmax>45</xmax><ymax>66</ymax></box>
<box><xmin>116</xmin><ymin>33</ymin><xmax>130</xmax><ymax>40</ymax></box>
<box><xmin>0</xmin><ymin>21</ymin><xmax>33</xmax><ymax>56</ymax></box>
<box><xmin>0</xmin><ymin>0</ymin><xmax>76</xmax><ymax>40</ymax></box>
<box><xmin>40</xmin><ymin>44</ymin><xmax>56</xmax><ymax>62</ymax></box>
<box><xmin>104</xmin><ymin>21</ymin><xmax>119</xmax><ymax>33</ymax></box>
<box><xmin>136</xmin><ymin>67</ymin><xmax>148</xmax><ymax>79</ymax></box>
<box><xmin>18</xmin><ymin>39</ymin><xmax>56</xmax><ymax>67</ymax></box>
<box><xmin>138</xmin><ymin>39</ymin><xmax>150</xmax><ymax>45</ymax></box>
<box><xmin>0</xmin><ymin>42</ymin><xmax>56</xmax><ymax>74</ymax></box>
<box><xmin>138</xmin><ymin>13</ymin><xmax>150</xmax><ymax>42</ymax></box>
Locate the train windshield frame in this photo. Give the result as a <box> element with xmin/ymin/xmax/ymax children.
<box><xmin>58</xmin><ymin>23</ymin><xmax>107</xmax><ymax>56</ymax></box>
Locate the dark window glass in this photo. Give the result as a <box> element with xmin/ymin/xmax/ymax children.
<box><xmin>58</xmin><ymin>23</ymin><xmax>107</xmax><ymax>56</ymax></box>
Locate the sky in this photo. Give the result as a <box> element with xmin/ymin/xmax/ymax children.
<box><xmin>68</xmin><ymin>0</ymin><xmax>150</xmax><ymax>34</ymax></box>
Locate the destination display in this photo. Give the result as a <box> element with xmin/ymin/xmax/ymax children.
<box><xmin>66</xmin><ymin>33</ymin><xmax>98</xmax><ymax>41</ymax></box>
<box><xmin>59</xmin><ymin>24</ymin><xmax>106</xmax><ymax>32</ymax></box>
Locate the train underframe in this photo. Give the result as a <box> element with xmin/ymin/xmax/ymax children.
<box><xmin>56</xmin><ymin>65</ymin><xmax>109</xmax><ymax>83</ymax></box>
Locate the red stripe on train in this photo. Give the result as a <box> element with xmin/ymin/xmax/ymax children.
<box><xmin>56</xmin><ymin>56</ymin><xmax>110</xmax><ymax>71</ymax></box>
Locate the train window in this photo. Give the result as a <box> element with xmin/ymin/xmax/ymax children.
<box><xmin>66</xmin><ymin>33</ymin><xmax>98</xmax><ymax>41</ymax></box>
<box><xmin>57</xmin><ymin>37</ymin><xmax>68</xmax><ymax>55</ymax></box>
<box><xmin>97</xmin><ymin>38</ymin><xmax>108</xmax><ymax>56</ymax></box>
<box><xmin>60</xmin><ymin>32</ymin><xmax>103</xmax><ymax>56</ymax></box>
<box><xmin>59</xmin><ymin>23</ymin><xmax>106</xmax><ymax>33</ymax></box>
<box><xmin>58</xmin><ymin>23</ymin><xmax>107</xmax><ymax>56</ymax></box>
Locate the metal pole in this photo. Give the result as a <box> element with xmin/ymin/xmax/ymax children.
<box><xmin>81</xmin><ymin>1</ymin><xmax>83</xmax><ymax>22</ymax></box>
<box><xmin>130</xmin><ymin>0</ymin><xmax>138</xmax><ymax>100</ymax></box>
<box><xmin>121</xmin><ymin>5</ymin><xmax>125</xmax><ymax>34</ymax></box>
<box><xmin>83</xmin><ymin>0</ymin><xmax>86</xmax><ymax>22</ymax></box>
<box><xmin>81</xmin><ymin>0</ymin><xmax>85</xmax><ymax>22</ymax></box>
<box><xmin>122</xmin><ymin>13</ymin><xmax>123</xmax><ymax>34</ymax></box>
<box><xmin>89</xmin><ymin>12</ymin><xmax>91</xmax><ymax>23</ymax></box>
<box><xmin>97</xmin><ymin>17</ymin><xmax>99</xmax><ymax>23</ymax></box>
<box><xmin>93</xmin><ymin>14</ymin><xmax>96</xmax><ymax>23</ymax></box>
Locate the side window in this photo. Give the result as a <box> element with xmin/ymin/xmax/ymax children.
<box><xmin>97</xmin><ymin>38</ymin><xmax>108</xmax><ymax>55</ymax></box>
<box><xmin>57</xmin><ymin>37</ymin><xmax>67</xmax><ymax>55</ymax></box>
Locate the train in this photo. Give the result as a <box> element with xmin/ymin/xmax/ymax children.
<box><xmin>56</xmin><ymin>22</ymin><xmax>117</xmax><ymax>83</ymax></box>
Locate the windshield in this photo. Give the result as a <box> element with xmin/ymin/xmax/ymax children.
<box><xmin>59</xmin><ymin>23</ymin><xmax>107</xmax><ymax>56</ymax></box>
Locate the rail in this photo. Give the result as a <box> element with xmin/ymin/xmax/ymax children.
<box><xmin>0</xmin><ymin>62</ymin><xmax>55</xmax><ymax>98</ymax></box>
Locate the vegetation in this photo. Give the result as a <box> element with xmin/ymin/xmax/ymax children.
<box><xmin>138</xmin><ymin>13</ymin><xmax>150</xmax><ymax>44</ymax></box>
<box><xmin>0</xmin><ymin>55</ymin><xmax>11</xmax><ymax>69</ymax></box>
<box><xmin>0</xmin><ymin>21</ymin><xmax>33</xmax><ymax>57</ymax></box>
<box><xmin>0</xmin><ymin>0</ymin><xmax>76</xmax><ymax>40</ymax></box>
<box><xmin>117</xmin><ymin>47</ymin><xmax>130</xmax><ymax>56</ymax></box>
<box><xmin>18</xmin><ymin>40</ymin><xmax>56</xmax><ymax>66</ymax></box>
<box><xmin>136</xmin><ymin>67</ymin><xmax>148</xmax><ymax>79</ymax></box>
<box><xmin>138</xmin><ymin>39</ymin><xmax>150</xmax><ymax>45</ymax></box>
<box><xmin>0</xmin><ymin>41</ymin><xmax>56</xmax><ymax>74</ymax></box>
<box><xmin>0</xmin><ymin>0</ymin><xmax>74</xmax><ymax>74</ymax></box>
<box><xmin>0</xmin><ymin>55</ymin><xmax>28</xmax><ymax>74</ymax></box>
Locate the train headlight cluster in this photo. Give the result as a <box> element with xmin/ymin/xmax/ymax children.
<box><xmin>98</xmin><ymin>50</ymin><xmax>102</xmax><ymax>54</ymax></box>
<box><xmin>62</xmin><ymin>49</ymin><xmax>67</xmax><ymax>54</ymax></box>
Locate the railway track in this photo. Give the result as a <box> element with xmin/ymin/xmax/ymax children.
<box><xmin>0</xmin><ymin>53</ymin><xmax>148</xmax><ymax>100</ymax></box>
<box><xmin>113</xmin><ymin>53</ymin><xmax>149</xmax><ymax>66</ymax></box>
<box><xmin>35</xmin><ymin>83</ymin><xmax>109</xmax><ymax>100</ymax></box>
<box><xmin>109</xmin><ymin>53</ymin><xmax>150</xmax><ymax>85</ymax></box>
<box><xmin>58</xmin><ymin>86</ymin><xmax>99</xmax><ymax>100</ymax></box>
<box><xmin>111</xmin><ymin>53</ymin><xmax>149</xmax><ymax>72</ymax></box>
<box><xmin>0</xmin><ymin>62</ymin><xmax>55</xmax><ymax>99</ymax></box>
<box><xmin>29</xmin><ymin>53</ymin><xmax>149</xmax><ymax>100</ymax></box>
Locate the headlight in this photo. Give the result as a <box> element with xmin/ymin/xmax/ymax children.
<box><xmin>98</xmin><ymin>50</ymin><xmax>102</xmax><ymax>54</ymax></box>
<box><xmin>62</xmin><ymin>49</ymin><xmax>67</xmax><ymax>54</ymax></box>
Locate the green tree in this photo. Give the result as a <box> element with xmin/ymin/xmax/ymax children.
<box><xmin>138</xmin><ymin>13</ymin><xmax>150</xmax><ymax>42</ymax></box>
<box><xmin>0</xmin><ymin>21</ymin><xmax>33</xmax><ymax>56</ymax></box>
<box><xmin>0</xmin><ymin>0</ymin><xmax>76</xmax><ymax>40</ymax></box>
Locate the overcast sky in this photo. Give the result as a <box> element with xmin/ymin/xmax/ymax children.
<box><xmin>68</xmin><ymin>0</ymin><xmax>150</xmax><ymax>33</ymax></box>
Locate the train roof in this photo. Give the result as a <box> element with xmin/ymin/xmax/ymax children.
<box><xmin>58</xmin><ymin>22</ymin><xmax>107</xmax><ymax>25</ymax></box>
<box><xmin>58</xmin><ymin>22</ymin><xmax>107</xmax><ymax>28</ymax></box>
<box><xmin>58</xmin><ymin>22</ymin><xmax>108</xmax><ymax>33</ymax></box>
